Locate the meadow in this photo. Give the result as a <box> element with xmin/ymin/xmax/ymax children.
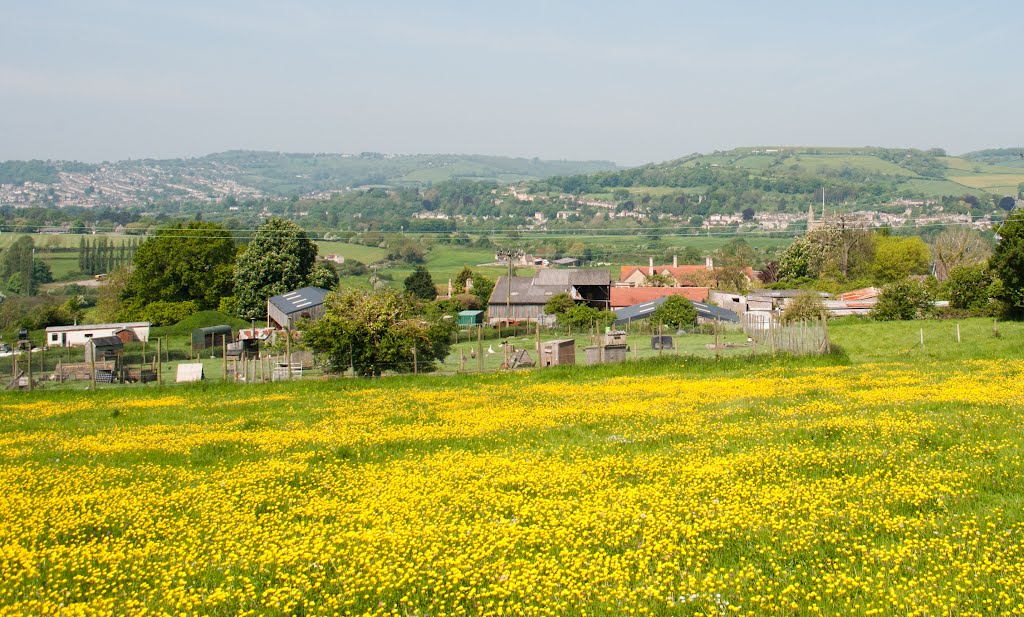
<box><xmin>2</xmin><ymin>319</ymin><xmax>1024</xmax><ymax>616</ymax></box>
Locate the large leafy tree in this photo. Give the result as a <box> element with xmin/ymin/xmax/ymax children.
<box><xmin>872</xmin><ymin>235</ymin><xmax>931</xmax><ymax>284</ymax></box>
<box><xmin>931</xmin><ymin>226</ymin><xmax>991</xmax><ymax>282</ymax></box>
<box><xmin>121</xmin><ymin>222</ymin><xmax>236</xmax><ymax>312</ymax></box>
<box><xmin>303</xmin><ymin>288</ymin><xmax>455</xmax><ymax>376</ymax></box>
<box><xmin>990</xmin><ymin>210</ymin><xmax>1024</xmax><ymax>315</ymax></box>
<box><xmin>234</xmin><ymin>218</ymin><xmax>319</xmax><ymax>319</ymax></box>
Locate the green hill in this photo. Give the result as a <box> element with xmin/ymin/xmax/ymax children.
<box><xmin>199</xmin><ymin>151</ymin><xmax>619</xmax><ymax>195</ymax></box>
<box><xmin>533</xmin><ymin>146</ymin><xmax>1024</xmax><ymax>213</ymax></box>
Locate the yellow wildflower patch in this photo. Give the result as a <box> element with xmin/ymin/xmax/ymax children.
<box><xmin>0</xmin><ymin>359</ymin><xmax>1023</xmax><ymax>616</ymax></box>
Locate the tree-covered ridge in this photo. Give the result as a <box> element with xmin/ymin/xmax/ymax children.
<box><xmin>961</xmin><ymin>148</ymin><xmax>1024</xmax><ymax>167</ymax></box>
<box><xmin>532</xmin><ymin>146</ymin><xmax>1023</xmax><ymax>213</ymax></box>
<box><xmin>0</xmin><ymin>151</ymin><xmax>618</xmax><ymax>196</ymax></box>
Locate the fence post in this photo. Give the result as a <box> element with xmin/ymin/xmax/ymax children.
<box><xmin>477</xmin><ymin>325</ymin><xmax>484</xmax><ymax>372</ymax></box>
<box><xmin>714</xmin><ymin>319</ymin><xmax>720</xmax><ymax>360</ymax></box>
<box><xmin>957</xmin><ymin>322</ymin><xmax>961</xmax><ymax>344</ymax></box>
<box><xmin>89</xmin><ymin>341</ymin><xmax>96</xmax><ymax>390</ymax></box>
<box><xmin>222</xmin><ymin>336</ymin><xmax>228</xmax><ymax>382</ymax></box>
<box><xmin>26</xmin><ymin>345</ymin><xmax>32</xmax><ymax>391</ymax></box>
<box><xmin>157</xmin><ymin>338</ymin><xmax>163</xmax><ymax>385</ymax></box>
<box><xmin>920</xmin><ymin>328</ymin><xmax>924</xmax><ymax>349</ymax></box>
<box><xmin>285</xmin><ymin>330</ymin><xmax>292</xmax><ymax>380</ymax></box>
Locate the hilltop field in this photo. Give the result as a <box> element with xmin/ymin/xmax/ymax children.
<box><xmin>2</xmin><ymin>318</ymin><xmax>1024</xmax><ymax>616</ymax></box>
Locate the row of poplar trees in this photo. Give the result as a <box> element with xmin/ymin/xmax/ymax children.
<box><xmin>78</xmin><ymin>236</ymin><xmax>140</xmax><ymax>276</ymax></box>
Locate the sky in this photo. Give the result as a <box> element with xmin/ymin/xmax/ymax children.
<box><xmin>1</xmin><ymin>1</ymin><xmax>1021</xmax><ymax>165</ymax></box>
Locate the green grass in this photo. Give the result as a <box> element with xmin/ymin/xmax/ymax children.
<box><xmin>3</xmin><ymin>319</ymin><xmax>1024</xmax><ymax>614</ymax></box>
<box><xmin>314</xmin><ymin>240</ymin><xmax>387</xmax><ymax>264</ymax></box>
<box><xmin>781</xmin><ymin>153</ymin><xmax>917</xmax><ymax>176</ymax></box>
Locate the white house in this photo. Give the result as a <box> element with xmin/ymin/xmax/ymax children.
<box><xmin>45</xmin><ymin>322</ymin><xmax>151</xmax><ymax>347</ymax></box>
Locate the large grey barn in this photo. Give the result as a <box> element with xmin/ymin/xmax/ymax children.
<box><xmin>488</xmin><ymin>269</ymin><xmax>611</xmax><ymax>325</ymax></box>
<box><xmin>267</xmin><ymin>287</ymin><xmax>331</xmax><ymax>330</ymax></box>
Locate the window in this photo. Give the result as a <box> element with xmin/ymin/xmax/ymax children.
<box><xmin>51</xmin><ymin>334</ymin><xmax>59</xmax><ymax>342</ymax></box>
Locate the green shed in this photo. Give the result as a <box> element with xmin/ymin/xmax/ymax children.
<box><xmin>191</xmin><ymin>325</ymin><xmax>233</xmax><ymax>351</ymax></box>
<box><xmin>457</xmin><ymin>310</ymin><xmax>484</xmax><ymax>328</ymax></box>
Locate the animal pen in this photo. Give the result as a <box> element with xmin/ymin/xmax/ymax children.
<box><xmin>740</xmin><ymin>313</ymin><xmax>831</xmax><ymax>355</ymax></box>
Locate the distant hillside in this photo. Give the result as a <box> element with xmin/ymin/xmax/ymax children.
<box><xmin>961</xmin><ymin>148</ymin><xmax>1024</xmax><ymax>168</ymax></box>
<box><xmin>532</xmin><ymin>146</ymin><xmax>1024</xmax><ymax>213</ymax></box>
<box><xmin>195</xmin><ymin>151</ymin><xmax>619</xmax><ymax>195</ymax></box>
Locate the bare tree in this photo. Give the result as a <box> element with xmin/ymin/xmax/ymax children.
<box><xmin>932</xmin><ymin>226</ymin><xmax>992</xmax><ymax>282</ymax></box>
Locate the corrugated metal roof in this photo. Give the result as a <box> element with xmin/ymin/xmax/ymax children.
<box><xmin>613</xmin><ymin>297</ymin><xmax>739</xmax><ymax>325</ymax></box>
<box><xmin>46</xmin><ymin>322</ymin><xmax>149</xmax><ymax>333</ymax></box>
<box><xmin>836</xmin><ymin>287</ymin><xmax>880</xmax><ymax>301</ymax></box>
<box><xmin>268</xmin><ymin>287</ymin><xmax>330</xmax><ymax>315</ymax></box>
<box><xmin>458</xmin><ymin>310</ymin><xmax>484</xmax><ymax>316</ymax></box>
<box><xmin>88</xmin><ymin>336</ymin><xmax>124</xmax><ymax>348</ymax></box>
<box><xmin>489</xmin><ymin>269</ymin><xmax>610</xmax><ymax>306</ymax></box>
<box><xmin>610</xmin><ymin>287</ymin><xmax>709</xmax><ymax>307</ymax></box>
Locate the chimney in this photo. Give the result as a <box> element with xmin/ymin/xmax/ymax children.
<box><xmin>673</xmin><ymin>255</ymin><xmax>678</xmax><ymax>268</ymax></box>
<box><xmin>705</xmin><ymin>256</ymin><xmax>714</xmax><ymax>271</ymax></box>
<box><xmin>648</xmin><ymin>257</ymin><xmax>654</xmax><ymax>276</ymax></box>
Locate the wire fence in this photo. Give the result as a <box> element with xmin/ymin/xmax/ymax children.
<box><xmin>740</xmin><ymin>312</ymin><xmax>831</xmax><ymax>355</ymax></box>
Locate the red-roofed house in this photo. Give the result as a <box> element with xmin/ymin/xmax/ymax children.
<box><xmin>619</xmin><ymin>257</ymin><xmax>756</xmax><ymax>289</ymax></box>
<box><xmin>610</xmin><ymin>286</ymin><xmax>709</xmax><ymax>308</ymax></box>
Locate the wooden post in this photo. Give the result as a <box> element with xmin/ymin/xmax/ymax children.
<box><xmin>157</xmin><ymin>338</ymin><xmax>162</xmax><ymax>385</ymax></box>
<box><xmin>349</xmin><ymin>342</ymin><xmax>354</xmax><ymax>378</ymax></box>
<box><xmin>658</xmin><ymin>322</ymin><xmax>663</xmax><ymax>356</ymax></box>
<box><xmin>222</xmin><ymin>335</ymin><xmax>228</xmax><ymax>382</ymax></box>
<box><xmin>956</xmin><ymin>323</ymin><xmax>961</xmax><ymax>343</ymax></box>
<box><xmin>285</xmin><ymin>330</ymin><xmax>292</xmax><ymax>381</ymax></box>
<box><xmin>477</xmin><ymin>325</ymin><xmax>483</xmax><ymax>372</ymax></box>
<box><xmin>822</xmin><ymin>316</ymin><xmax>830</xmax><ymax>354</ymax></box>
<box><xmin>89</xmin><ymin>341</ymin><xmax>96</xmax><ymax>390</ymax></box>
<box><xmin>26</xmin><ymin>346</ymin><xmax>32</xmax><ymax>391</ymax></box>
<box><xmin>260</xmin><ymin>353</ymin><xmax>265</xmax><ymax>383</ymax></box>
<box><xmin>715</xmin><ymin>319</ymin><xmax>720</xmax><ymax>360</ymax></box>
<box><xmin>536</xmin><ymin>321</ymin><xmax>541</xmax><ymax>355</ymax></box>
<box><xmin>460</xmin><ymin>348</ymin><xmax>466</xmax><ymax>371</ymax></box>
<box><xmin>994</xmin><ymin>319</ymin><xmax>999</xmax><ymax>337</ymax></box>
<box><xmin>920</xmin><ymin>328</ymin><xmax>924</xmax><ymax>349</ymax></box>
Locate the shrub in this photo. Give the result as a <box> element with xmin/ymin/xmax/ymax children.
<box><xmin>142</xmin><ymin>300</ymin><xmax>200</xmax><ymax>326</ymax></box>
<box><xmin>942</xmin><ymin>264</ymin><xmax>996</xmax><ymax>314</ymax></box>
<box><xmin>870</xmin><ymin>280</ymin><xmax>934</xmax><ymax>321</ymax></box>
<box><xmin>781</xmin><ymin>291</ymin><xmax>826</xmax><ymax>324</ymax></box>
<box><xmin>557</xmin><ymin>303</ymin><xmax>616</xmax><ymax>331</ymax></box>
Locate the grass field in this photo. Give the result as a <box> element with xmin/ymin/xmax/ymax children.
<box><xmin>2</xmin><ymin>318</ymin><xmax>1024</xmax><ymax>615</ymax></box>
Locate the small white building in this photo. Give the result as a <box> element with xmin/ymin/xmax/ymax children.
<box><xmin>45</xmin><ymin>322</ymin><xmax>151</xmax><ymax>347</ymax></box>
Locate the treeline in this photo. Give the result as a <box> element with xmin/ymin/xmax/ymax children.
<box><xmin>0</xmin><ymin>160</ymin><xmax>97</xmax><ymax>185</ymax></box>
<box><xmin>78</xmin><ymin>237</ymin><xmax>140</xmax><ymax>275</ymax></box>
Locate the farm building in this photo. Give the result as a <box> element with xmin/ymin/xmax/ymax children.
<box><xmin>540</xmin><ymin>339</ymin><xmax>576</xmax><ymax>367</ymax></box>
<box><xmin>619</xmin><ymin>257</ymin><xmax>756</xmax><ymax>288</ymax></box>
<box><xmin>610</xmin><ymin>286</ymin><xmax>709</xmax><ymax>309</ymax></box>
<box><xmin>267</xmin><ymin>287</ymin><xmax>331</xmax><ymax>330</ymax></box>
<box><xmin>613</xmin><ymin>296</ymin><xmax>739</xmax><ymax>326</ymax></box>
<box><xmin>488</xmin><ymin>269</ymin><xmax>611</xmax><ymax>325</ymax></box>
<box><xmin>192</xmin><ymin>325</ymin><xmax>233</xmax><ymax>351</ymax></box>
<box><xmin>457</xmin><ymin>310</ymin><xmax>484</xmax><ymax>328</ymax></box>
<box><xmin>45</xmin><ymin>322</ymin><xmax>150</xmax><ymax>347</ymax></box>
<box><xmin>551</xmin><ymin>257</ymin><xmax>579</xmax><ymax>267</ymax></box>
<box><xmin>84</xmin><ymin>336</ymin><xmax>124</xmax><ymax>363</ymax></box>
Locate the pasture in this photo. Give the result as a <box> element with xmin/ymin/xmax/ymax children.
<box><xmin>1</xmin><ymin>319</ymin><xmax>1024</xmax><ymax>615</ymax></box>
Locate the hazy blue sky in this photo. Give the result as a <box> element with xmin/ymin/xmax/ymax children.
<box><xmin>1</xmin><ymin>1</ymin><xmax>1021</xmax><ymax>164</ymax></box>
